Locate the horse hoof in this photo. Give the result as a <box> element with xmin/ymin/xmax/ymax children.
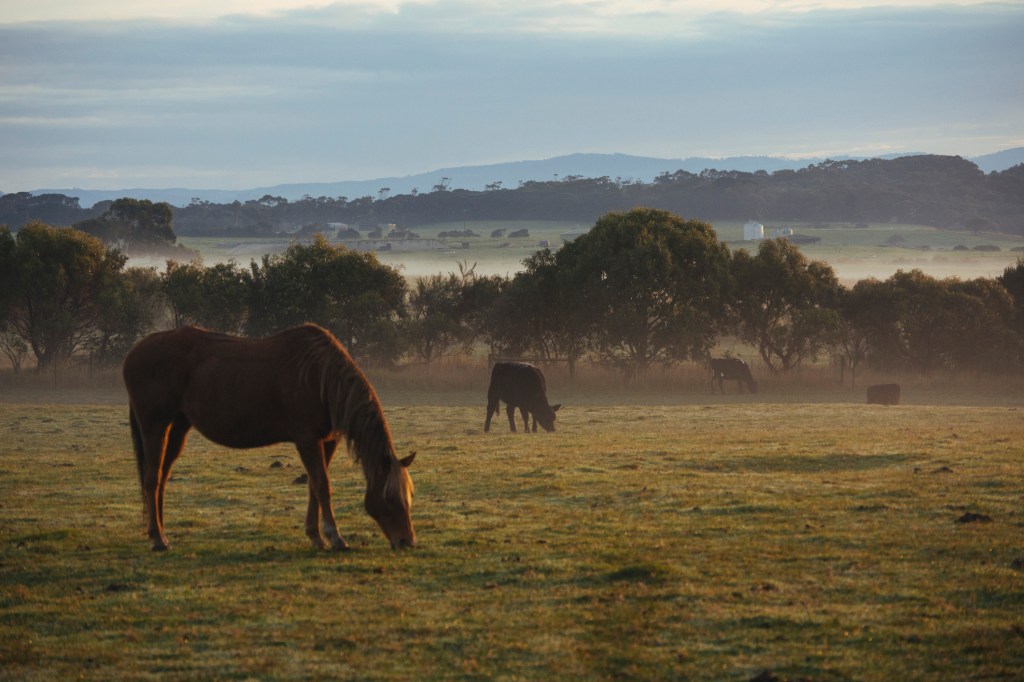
<box><xmin>151</xmin><ymin>541</ymin><xmax>169</xmax><ymax>552</ymax></box>
<box><xmin>330</xmin><ymin>537</ymin><xmax>351</xmax><ymax>551</ymax></box>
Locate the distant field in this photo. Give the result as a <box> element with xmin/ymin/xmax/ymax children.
<box><xmin>1</xmin><ymin>383</ymin><xmax>1022</xmax><ymax>681</ymax></box>
<box><xmin>169</xmin><ymin>220</ymin><xmax>1024</xmax><ymax>282</ymax></box>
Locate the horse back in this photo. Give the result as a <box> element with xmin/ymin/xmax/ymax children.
<box><xmin>123</xmin><ymin>326</ymin><xmax>329</xmax><ymax>447</ymax></box>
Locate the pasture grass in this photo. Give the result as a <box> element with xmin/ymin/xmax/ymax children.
<box><xmin>1</xmin><ymin>390</ymin><xmax>1022</xmax><ymax>681</ymax></box>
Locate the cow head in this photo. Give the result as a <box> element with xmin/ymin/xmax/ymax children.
<box><xmin>536</xmin><ymin>403</ymin><xmax>561</xmax><ymax>432</ymax></box>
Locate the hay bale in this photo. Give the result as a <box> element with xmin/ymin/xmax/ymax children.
<box><xmin>867</xmin><ymin>383</ymin><xmax>900</xmax><ymax>405</ymax></box>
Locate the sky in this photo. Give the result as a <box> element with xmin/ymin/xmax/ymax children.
<box><xmin>1</xmin><ymin>0</ymin><xmax>1022</xmax><ymax>191</ymax></box>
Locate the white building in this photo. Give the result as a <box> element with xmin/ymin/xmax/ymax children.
<box><xmin>743</xmin><ymin>221</ymin><xmax>764</xmax><ymax>241</ymax></box>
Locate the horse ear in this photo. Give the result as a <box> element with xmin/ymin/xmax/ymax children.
<box><xmin>399</xmin><ymin>452</ymin><xmax>416</xmax><ymax>468</ymax></box>
<box><xmin>551</xmin><ymin>404</ymin><xmax>562</xmax><ymax>413</ymax></box>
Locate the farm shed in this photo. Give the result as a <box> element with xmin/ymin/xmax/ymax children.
<box><xmin>743</xmin><ymin>221</ymin><xmax>764</xmax><ymax>240</ymax></box>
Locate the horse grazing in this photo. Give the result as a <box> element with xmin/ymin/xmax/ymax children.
<box><xmin>710</xmin><ymin>357</ymin><xmax>758</xmax><ymax>394</ymax></box>
<box><xmin>485</xmin><ymin>362</ymin><xmax>561</xmax><ymax>432</ymax></box>
<box><xmin>122</xmin><ymin>324</ymin><xmax>415</xmax><ymax>552</ymax></box>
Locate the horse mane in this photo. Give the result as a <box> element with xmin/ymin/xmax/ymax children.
<box><xmin>293</xmin><ymin>324</ymin><xmax>412</xmax><ymax>505</ymax></box>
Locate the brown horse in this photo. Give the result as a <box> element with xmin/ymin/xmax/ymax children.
<box><xmin>122</xmin><ymin>323</ymin><xmax>415</xmax><ymax>552</ymax></box>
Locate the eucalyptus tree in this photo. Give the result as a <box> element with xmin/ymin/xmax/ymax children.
<box><xmin>850</xmin><ymin>269</ymin><xmax>1015</xmax><ymax>373</ymax></box>
<box><xmin>405</xmin><ymin>271</ymin><xmax>475</xmax><ymax>365</ymax></box>
<box><xmin>554</xmin><ymin>208</ymin><xmax>732</xmax><ymax>378</ymax></box>
<box><xmin>245</xmin><ymin>235</ymin><xmax>407</xmax><ymax>364</ymax></box>
<box><xmin>731</xmin><ymin>238</ymin><xmax>842</xmax><ymax>374</ymax></box>
<box><xmin>163</xmin><ymin>259</ymin><xmax>248</xmax><ymax>334</ymax></box>
<box><xmin>3</xmin><ymin>221</ymin><xmax>129</xmax><ymax>370</ymax></box>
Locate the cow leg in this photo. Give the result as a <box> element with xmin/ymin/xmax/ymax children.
<box><xmin>297</xmin><ymin>439</ymin><xmax>347</xmax><ymax>550</ymax></box>
<box><xmin>484</xmin><ymin>400</ymin><xmax>498</xmax><ymax>432</ymax></box>
<box><xmin>530</xmin><ymin>412</ymin><xmax>538</xmax><ymax>433</ymax></box>
<box><xmin>305</xmin><ymin>439</ymin><xmax>338</xmax><ymax>549</ymax></box>
<box><xmin>521</xmin><ymin>408</ymin><xmax>530</xmax><ymax>433</ymax></box>
<box><xmin>505</xmin><ymin>404</ymin><xmax>517</xmax><ymax>432</ymax></box>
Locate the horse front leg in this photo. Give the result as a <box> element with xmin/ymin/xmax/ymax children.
<box><xmin>304</xmin><ymin>478</ymin><xmax>328</xmax><ymax>550</ymax></box>
<box><xmin>297</xmin><ymin>439</ymin><xmax>348</xmax><ymax>551</ymax></box>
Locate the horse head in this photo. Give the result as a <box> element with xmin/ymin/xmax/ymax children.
<box><xmin>364</xmin><ymin>452</ymin><xmax>416</xmax><ymax>549</ymax></box>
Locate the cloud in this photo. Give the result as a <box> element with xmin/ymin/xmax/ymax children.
<box><xmin>1</xmin><ymin>2</ymin><xmax>1021</xmax><ymax>189</ymax></box>
<box><xmin>0</xmin><ymin>0</ymin><xmax>1005</xmax><ymax>27</ymax></box>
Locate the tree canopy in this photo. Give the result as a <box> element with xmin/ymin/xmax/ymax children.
<box><xmin>555</xmin><ymin>208</ymin><xmax>732</xmax><ymax>376</ymax></box>
<box><xmin>731</xmin><ymin>238</ymin><xmax>842</xmax><ymax>374</ymax></box>
<box><xmin>3</xmin><ymin>213</ymin><xmax>1024</xmax><ymax>378</ymax></box>
<box><xmin>2</xmin><ymin>222</ymin><xmax>129</xmax><ymax>370</ymax></box>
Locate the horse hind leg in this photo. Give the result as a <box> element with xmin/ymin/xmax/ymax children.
<box><xmin>133</xmin><ymin>417</ymin><xmax>174</xmax><ymax>551</ymax></box>
<box><xmin>154</xmin><ymin>416</ymin><xmax>190</xmax><ymax>549</ymax></box>
<box><xmin>297</xmin><ymin>439</ymin><xmax>348</xmax><ymax>551</ymax></box>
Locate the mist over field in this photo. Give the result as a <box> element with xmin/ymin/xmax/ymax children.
<box><xmin>160</xmin><ymin>218</ymin><xmax>1024</xmax><ymax>286</ymax></box>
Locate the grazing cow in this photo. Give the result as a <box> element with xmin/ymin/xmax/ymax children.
<box><xmin>866</xmin><ymin>383</ymin><xmax>900</xmax><ymax>405</ymax></box>
<box><xmin>710</xmin><ymin>357</ymin><xmax>758</xmax><ymax>394</ymax></box>
<box><xmin>485</xmin><ymin>362</ymin><xmax>561</xmax><ymax>433</ymax></box>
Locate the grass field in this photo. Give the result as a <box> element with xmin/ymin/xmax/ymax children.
<box><xmin>169</xmin><ymin>220</ymin><xmax>1024</xmax><ymax>283</ymax></box>
<box><xmin>2</xmin><ymin>379</ymin><xmax>1022</xmax><ymax>680</ymax></box>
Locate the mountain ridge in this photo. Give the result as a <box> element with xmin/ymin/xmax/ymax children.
<box><xmin>17</xmin><ymin>148</ymin><xmax>1024</xmax><ymax>209</ymax></box>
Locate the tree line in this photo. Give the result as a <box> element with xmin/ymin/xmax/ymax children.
<box><xmin>3</xmin><ymin>155</ymin><xmax>1023</xmax><ymax>239</ymax></box>
<box><xmin>2</xmin><ymin>208</ymin><xmax>1023</xmax><ymax>379</ymax></box>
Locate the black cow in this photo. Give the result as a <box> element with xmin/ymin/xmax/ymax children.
<box><xmin>485</xmin><ymin>362</ymin><xmax>562</xmax><ymax>433</ymax></box>
<box><xmin>710</xmin><ymin>357</ymin><xmax>758</xmax><ymax>394</ymax></box>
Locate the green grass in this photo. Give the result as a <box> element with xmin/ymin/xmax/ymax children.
<box><xmin>2</xmin><ymin>388</ymin><xmax>1022</xmax><ymax>680</ymax></box>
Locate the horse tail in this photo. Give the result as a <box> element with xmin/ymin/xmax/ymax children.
<box><xmin>128</xmin><ymin>407</ymin><xmax>147</xmax><ymax>516</ymax></box>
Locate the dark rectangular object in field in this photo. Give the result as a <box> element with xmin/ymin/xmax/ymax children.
<box><xmin>867</xmin><ymin>383</ymin><xmax>901</xmax><ymax>405</ymax></box>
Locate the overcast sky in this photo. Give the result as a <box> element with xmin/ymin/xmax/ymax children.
<box><xmin>1</xmin><ymin>0</ymin><xmax>1021</xmax><ymax>191</ymax></box>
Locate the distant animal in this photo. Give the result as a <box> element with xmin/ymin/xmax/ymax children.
<box><xmin>122</xmin><ymin>324</ymin><xmax>415</xmax><ymax>552</ymax></box>
<box><xmin>485</xmin><ymin>362</ymin><xmax>561</xmax><ymax>433</ymax></box>
<box><xmin>710</xmin><ymin>357</ymin><xmax>758</xmax><ymax>394</ymax></box>
<box><xmin>866</xmin><ymin>383</ymin><xmax>901</xmax><ymax>405</ymax></box>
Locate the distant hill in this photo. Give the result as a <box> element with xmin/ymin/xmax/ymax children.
<box><xmin>19</xmin><ymin>149</ymin><xmax>1023</xmax><ymax>209</ymax></box>
<box><xmin>972</xmin><ymin>147</ymin><xmax>1024</xmax><ymax>173</ymax></box>
<box><xmin>5</xmin><ymin>154</ymin><xmax>1022</xmax><ymax>237</ymax></box>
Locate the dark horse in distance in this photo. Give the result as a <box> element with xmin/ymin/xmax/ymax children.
<box><xmin>122</xmin><ymin>324</ymin><xmax>415</xmax><ymax>552</ymax></box>
<box><xmin>710</xmin><ymin>357</ymin><xmax>758</xmax><ymax>394</ymax></box>
<box><xmin>485</xmin><ymin>362</ymin><xmax>561</xmax><ymax>432</ymax></box>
